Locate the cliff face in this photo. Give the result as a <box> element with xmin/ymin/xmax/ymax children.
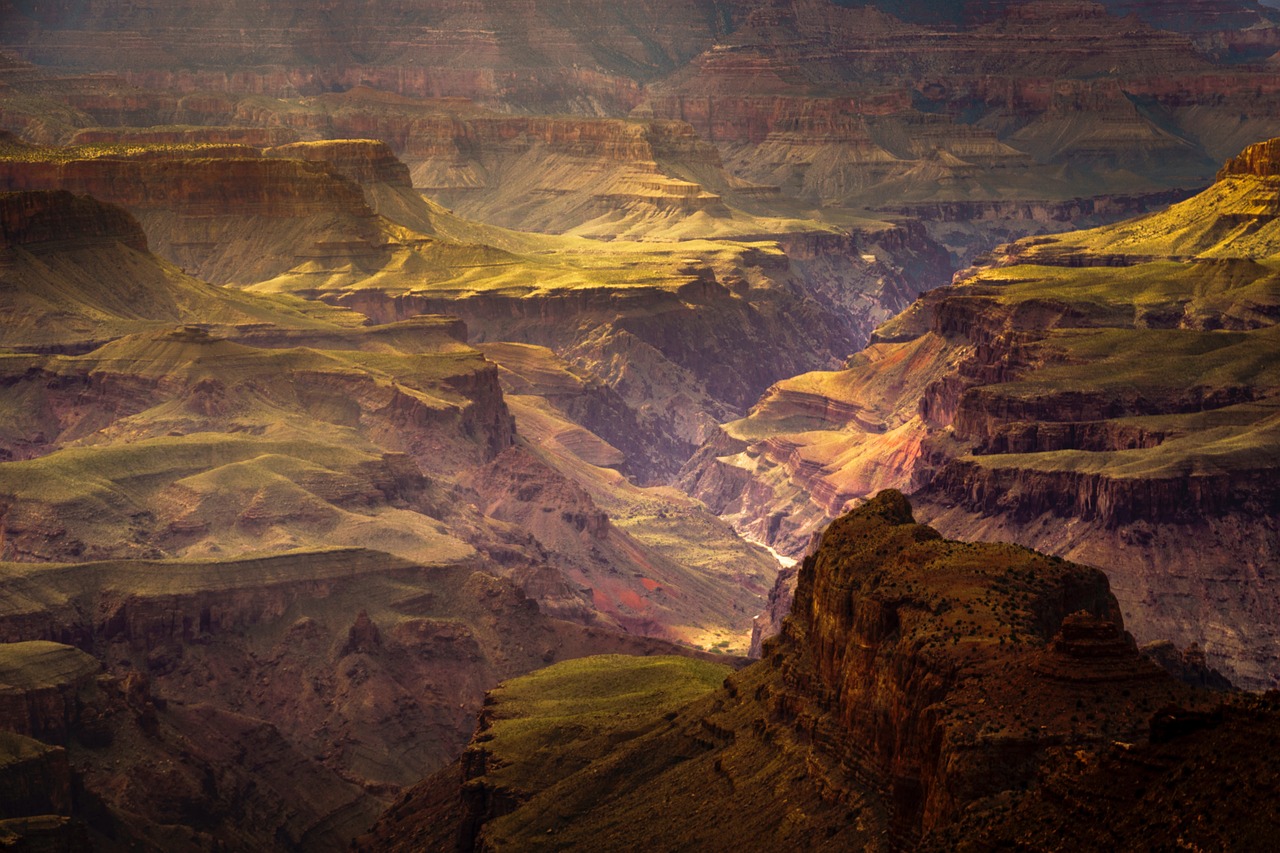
<box><xmin>0</xmin><ymin>188</ymin><xmax>147</xmax><ymax>252</ymax></box>
<box><xmin>0</xmin><ymin>0</ymin><xmax>751</xmax><ymax>114</ymax></box>
<box><xmin>370</xmin><ymin>492</ymin><xmax>1276</xmax><ymax>851</ymax></box>
<box><xmin>635</xmin><ymin>0</ymin><xmax>1280</xmax><ymax>236</ymax></box>
<box><xmin>684</xmin><ymin>137</ymin><xmax>1280</xmax><ymax>688</ymax></box>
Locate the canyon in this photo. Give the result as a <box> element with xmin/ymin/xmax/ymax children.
<box><xmin>0</xmin><ymin>187</ymin><xmax>777</xmax><ymax>847</ymax></box>
<box><xmin>0</xmin><ymin>0</ymin><xmax>1277</xmax><ymax>848</ymax></box>
<box><xmin>684</xmin><ymin>136</ymin><xmax>1280</xmax><ymax>688</ymax></box>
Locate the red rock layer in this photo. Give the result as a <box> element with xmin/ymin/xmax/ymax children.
<box><xmin>0</xmin><ymin>188</ymin><xmax>147</xmax><ymax>252</ymax></box>
<box><xmin>266</xmin><ymin>139</ymin><xmax>412</xmax><ymax>187</ymax></box>
<box><xmin>1217</xmin><ymin>136</ymin><xmax>1280</xmax><ymax>179</ymax></box>
<box><xmin>0</xmin><ymin>154</ymin><xmax>370</xmax><ymax>218</ymax></box>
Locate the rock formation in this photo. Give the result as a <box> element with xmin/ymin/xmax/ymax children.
<box><xmin>362</xmin><ymin>492</ymin><xmax>1280</xmax><ymax>851</ymax></box>
<box><xmin>684</xmin><ymin>136</ymin><xmax>1280</xmax><ymax>687</ymax></box>
<box><xmin>0</xmin><ymin>136</ymin><xmax>949</xmax><ymax>485</ymax></box>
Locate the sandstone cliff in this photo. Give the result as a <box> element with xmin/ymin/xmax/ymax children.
<box><xmin>365</xmin><ymin>492</ymin><xmax>1276</xmax><ymax>851</ymax></box>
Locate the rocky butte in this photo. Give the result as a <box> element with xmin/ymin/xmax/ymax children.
<box><xmin>361</xmin><ymin>492</ymin><xmax>1280</xmax><ymax>851</ymax></box>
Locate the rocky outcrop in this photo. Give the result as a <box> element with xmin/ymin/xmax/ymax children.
<box><xmin>1217</xmin><ymin>136</ymin><xmax>1280</xmax><ymax>179</ymax></box>
<box><xmin>0</xmin><ymin>188</ymin><xmax>147</xmax><ymax>252</ymax></box>
<box><xmin>266</xmin><ymin>139</ymin><xmax>412</xmax><ymax>187</ymax></box>
<box><xmin>375</xmin><ymin>492</ymin><xmax>1276</xmax><ymax>851</ymax></box>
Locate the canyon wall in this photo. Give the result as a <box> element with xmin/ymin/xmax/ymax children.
<box><xmin>684</xmin><ymin>137</ymin><xmax>1280</xmax><ymax>687</ymax></box>
<box><xmin>0</xmin><ymin>187</ymin><xmax>777</xmax><ymax>849</ymax></box>
<box><xmin>368</xmin><ymin>492</ymin><xmax>1273</xmax><ymax>851</ymax></box>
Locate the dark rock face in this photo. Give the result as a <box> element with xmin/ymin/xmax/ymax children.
<box><xmin>371</xmin><ymin>492</ymin><xmax>1278</xmax><ymax>851</ymax></box>
<box><xmin>0</xmin><ymin>188</ymin><xmax>147</xmax><ymax>252</ymax></box>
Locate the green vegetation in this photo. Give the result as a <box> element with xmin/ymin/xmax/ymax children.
<box><xmin>0</xmin><ymin>136</ymin><xmax>258</xmax><ymax>163</ymax></box>
<box><xmin>473</xmin><ymin>655</ymin><xmax>731</xmax><ymax>792</ymax></box>
<box><xmin>0</xmin><ymin>641</ymin><xmax>99</xmax><ymax>691</ymax></box>
<box><xmin>0</xmin><ymin>731</ymin><xmax>59</xmax><ymax>771</ymax></box>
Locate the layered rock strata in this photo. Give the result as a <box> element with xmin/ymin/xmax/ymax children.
<box><xmin>365</xmin><ymin>492</ymin><xmax>1276</xmax><ymax>851</ymax></box>
<box><xmin>0</xmin><ymin>187</ymin><xmax>774</xmax><ymax>848</ymax></box>
<box><xmin>0</xmin><ymin>0</ymin><xmax>752</xmax><ymax>113</ymax></box>
<box><xmin>685</xmin><ymin>137</ymin><xmax>1280</xmax><ymax>687</ymax></box>
<box><xmin>0</xmin><ymin>138</ymin><xmax>947</xmax><ymax>487</ymax></box>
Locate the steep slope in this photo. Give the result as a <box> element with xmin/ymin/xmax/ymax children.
<box><xmin>365</xmin><ymin>492</ymin><xmax>1277</xmax><ymax>851</ymax></box>
<box><xmin>684</xmin><ymin>137</ymin><xmax>1280</xmax><ymax>687</ymax></box>
<box><xmin>0</xmin><ymin>188</ymin><xmax>786</xmax><ymax>847</ymax></box>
